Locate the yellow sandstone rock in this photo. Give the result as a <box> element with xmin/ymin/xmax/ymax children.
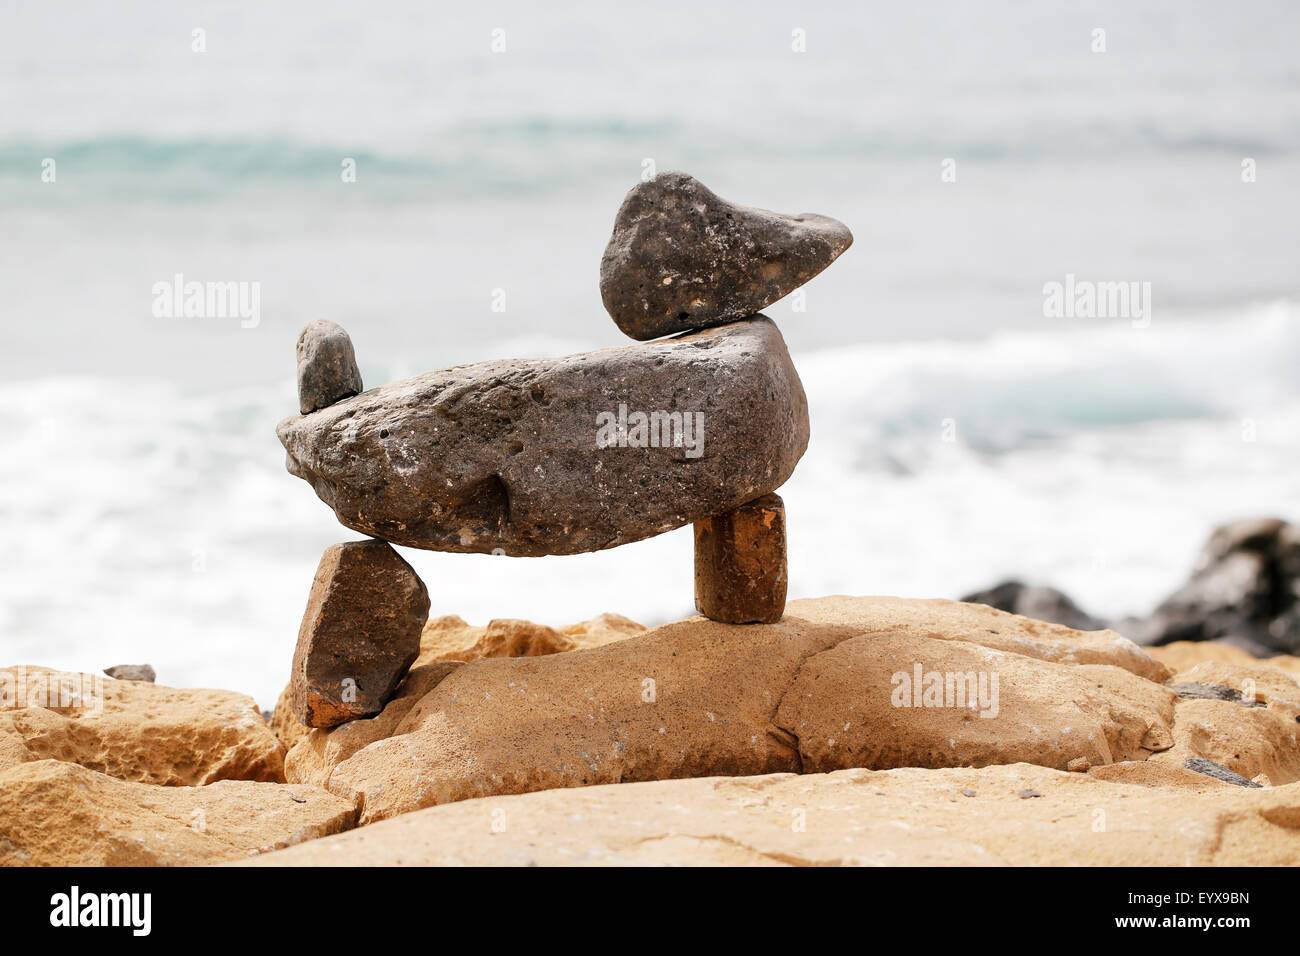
<box><xmin>241</xmin><ymin>763</ymin><xmax>1300</xmax><ymax>867</ymax></box>
<box><xmin>14</xmin><ymin>596</ymin><xmax>1300</xmax><ymax>868</ymax></box>
<box><xmin>0</xmin><ymin>665</ymin><xmax>284</xmax><ymax>785</ymax></box>
<box><xmin>0</xmin><ymin>760</ymin><xmax>354</xmax><ymax>866</ymax></box>
<box><xmin>285</xmin><ymin>596</ymin><xmax>1179</xmax><ymax>823</ymax></box>
<box><xmin>416</xmin><ymin>612</ymin><xmax>646</xmax><ymax>664</ymax></box>
<box><xmin>269</xmin><ymin>684</ymin><xmax>311</xmax><ymax>754</ymax></box>
<box><xmin>1147</xmin><ymin>640</ymin><xmax>1300</xmax><ymax>680</ymax></box>
<box><xmin>278</xmin><ymin>612</ymin><xmax>645</xmax><ymax>787</ymax></box>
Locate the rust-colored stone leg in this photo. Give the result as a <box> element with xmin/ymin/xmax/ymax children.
<box><xmin>694</xmin><ymin>493</ymin><xmax>787</xmax><ymax>624</ymax></box>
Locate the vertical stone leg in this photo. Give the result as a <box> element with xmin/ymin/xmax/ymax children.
<box><xmin>694</xmin><ymin>493</ymin><xmax>787</xmax><ymax>624</ymax></box>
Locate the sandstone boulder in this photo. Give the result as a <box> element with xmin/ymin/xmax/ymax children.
<box><xmin>773</xmin><ymin>633</ymin><xmax>1174</xmax><ymax>774</ymax></box>
<box><xmin>1129</xmin><ymin>647</ymin><xmax>1300</xmax><ymax>785</ymax></box>
<box><xmin>241</xmin><ymin>763</ymin><xmax>1300</xmax><ymax>867</ymax></box>
<box><xmin>1169</xmin><ymin>659</ymin><xmax>1300</xmax><ymax>712</ymax></box>
<box><xmin>283</xmin><ymin>612</ymin><xmax>645</xmax><ymax>789</ymax></box>
<box><xmin>599</xmin><ymin>172</ymin><xmax>853</xmax><ymax>340</ymax></box>
<box><xmin>277</xmin><ymin>612</ymin><xmax>642</xmax><ymax>771</ymax></box>
<box><xmin>0</xmin><ymin>665</ymin><xmax>283</xmax><ymax>785</ymax></box>
<box><xmin>284</xmin><ymin>596</ymin><xmax>1175</xmax><ymax>823</ymax></box>
<box><xmin>417</xmin><ymin>612</ymin><xmax>646</xmax><ymax>664</ymax></box>
<box><xmin>0</xmin><ymin>760</ymin><xmax>354</xmax><ymax>866</ymax></box>
<box><xmin>270</xmin><ymin>685</ymin><xmax>311</xmax><ymax>754</ymax></box>
<box><xmin>1146</xmin><ymin>639</ymin><xmax>1300</xmax><ymax>680</ymax></box>
<box><xmin>1148</xmin><ymin>698</ymin><xmax>1300</xmax><ymax>785</ymax></box>
<box><xmin>277</xmin><ymin>317</ymin><xmax>809</xmax><ymax>556</ymax></box>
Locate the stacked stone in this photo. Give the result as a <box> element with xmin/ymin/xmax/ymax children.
<box><xmin>598</xmin><ymin>171</ymin><xmax>851</xmax><ymax>623</ymax></box>
<box><xmin>278</xmin><ymin>172</ymin><xmax>852</xmax><ymax>727</ymax></box>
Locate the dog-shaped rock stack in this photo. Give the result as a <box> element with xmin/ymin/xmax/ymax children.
<box><xmin>277</xmin><ymin>172</ymin><xmax>852</xmax><ymax>727</ymax></box>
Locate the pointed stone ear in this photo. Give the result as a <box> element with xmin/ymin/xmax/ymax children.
<box><xmin>599</xmin><ymin>171</ymin><xmax>852</xmax><ymax>340</ymax></box>
<box><xmin>297</xmin><ymin>320</ymin><xmax>363</xmax><ymax>414</ymax></box>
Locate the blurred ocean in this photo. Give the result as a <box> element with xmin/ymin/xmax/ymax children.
<box><xmin>1</xmin><ymin>0</ymin><xmax>1298</xmax><ymax>708</ymax></box>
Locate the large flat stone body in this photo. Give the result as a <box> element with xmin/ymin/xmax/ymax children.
<box><xmin>276</xmin><ymin>317</ymin><xmax>809</xmax><ymax>556</ymax></box>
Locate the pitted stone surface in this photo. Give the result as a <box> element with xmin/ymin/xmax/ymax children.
<box><xmin>277</xmin><ymin>317</ymin><xmax>809</xmax><ymax>556</ymax></box>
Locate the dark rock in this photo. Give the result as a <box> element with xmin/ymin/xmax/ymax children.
<box><xmin>1018</xmin><ymin>789</ymin><xmax>1042</xmax><ymax>799</ymax></box>
<box><xmin>1170</xmin><ymin>681</ymin><xmax>1265</xmax><ymax>707</ymax></box>
<box><xmin>290</xmin><ymin>540</ymin><xmax>430</xmax><ymax>729</ymax></box>
<box><xmin>277</xmin><ymin>317</ymin><xmax>809</xmax><ymax>557</ymax></box>
<box><xmin>1279</xmin><ymin>522</ymin><xmax>1300</xmax><ymax>589</ymax></box>
<box><xmin>960</xmin><ymin>580</ymin><xmax>1105</xmax><ymax>631</ymax></box>
<box><xmin>960</xmin><ymin>788</ymin><xmax>976</xmax><ymax>797</ymax></box>
<box><xmin>1108</xmin><ymin>615</ymin><xmax>1155</xmax><ymax>644</ymax></box>
<box><xmin>1199</xmin><ymin>517</ymin><xmax>1288</xmax><ymax>566</ymax></box>
<box><xmin>599</xmin><ymin>171</ymin><xmax>853</xmax><ymax>341</ymax></box>
<box><xmin>1142</xmin><ymin>517</ymin><xmax>1300</xmax><ymax>654</ymax></box>
<box><xmin>1183</xmin><ymin>757</ymin><xmax>1263</xmax><ymax>788</ymax></box>
<box><xmin>1149</xmin><ymin>551</ymin><xmax>1270</xmax><ymax>640</ymax></box>
<box><xmin>297</xmin><ymin>320</ymin><xmax>363</xmax><ymax>414</ymax></box>
<box><xmin>694</xmin><ymin>493</ymin><xmax>787</xmax><ymax>624</ymax></box>
<box><xmin>102</xmin><ymin>664</ymin><xmax>156</xmax><ymax>683</ymax></box>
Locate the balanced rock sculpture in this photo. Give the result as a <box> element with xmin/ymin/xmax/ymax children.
<box><xmin>277</xmin><ymin>171</ymin><xmax>852</xmax><ymax>728</ymax></box>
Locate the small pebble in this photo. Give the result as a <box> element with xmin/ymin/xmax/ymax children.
<box><xmin>103</xmin><ymin>664</ymin><xmax>156</xmax><ymax>683</ymax></box>
<box><xmin>296</xmin><ymin>320</ymin><xmax>363</xmax><ymax>414</ymax></box>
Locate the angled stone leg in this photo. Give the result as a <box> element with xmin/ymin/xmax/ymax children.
<box><xmin>694</xmin><ymin>493</ymin><xmax>787</xmax><ymax>624</ymax></box>
<box><xmin>290</xmin><ymin>540</ymin><xmax>429</xmax><ymax>729</ymax></box>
